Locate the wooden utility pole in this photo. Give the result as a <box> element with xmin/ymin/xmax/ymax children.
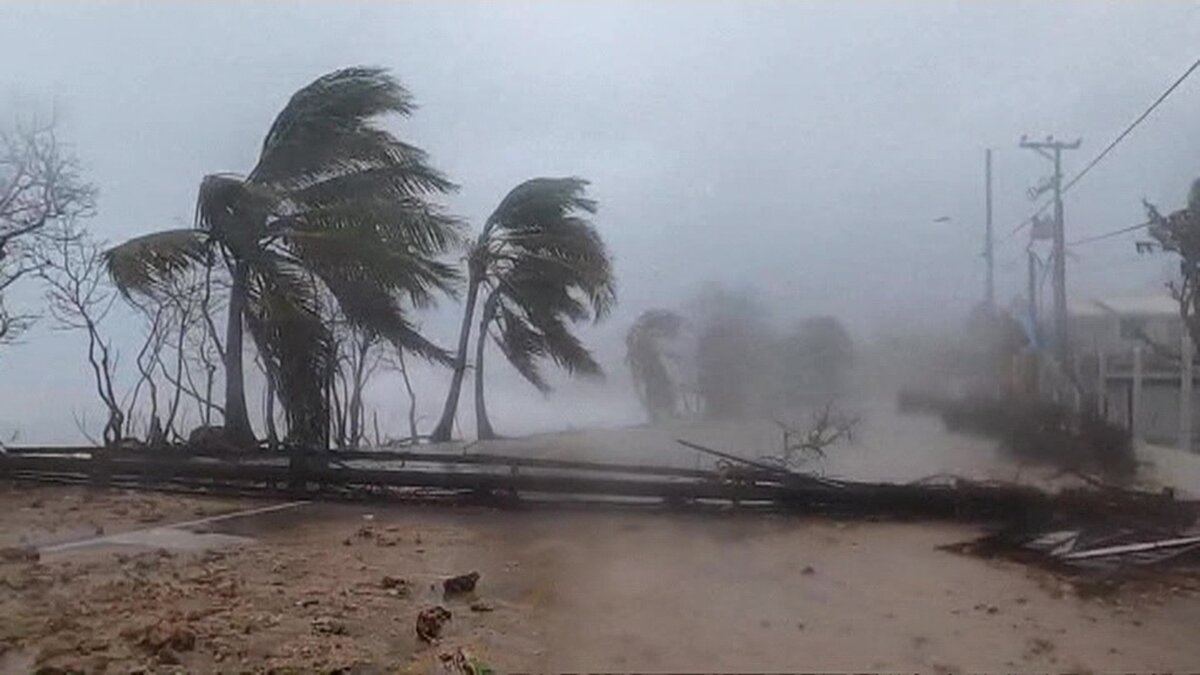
<box><xmin>1019</xmin><ymin>136</ymin><xmax>1081</xmax><ymax>366</ymax></box>
<box><xmin>985</xmin><ymin>149</ymin><xmax>995</xmax><ymax>310</ymax></box>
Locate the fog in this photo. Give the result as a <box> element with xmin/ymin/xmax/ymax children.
<box><xmin>2</xmin><ymin>2</ymin><xmax>1200</xmax><ymax>443</ymax></box>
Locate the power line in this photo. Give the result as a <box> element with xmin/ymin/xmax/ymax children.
<box><xmin>1063</xmin><ymin>55</ymin><xmax>1200</xmax><ymax>194</ymax></box>
<box><xmin>1067</xmin><ymin>221</ymin><xmax>1150</xmax><ymax>247</ymax></box>
<box><xmin>1000</xmin><ymin>54</ymin><xmax>1200</xmax><ymax>245</ymax></box>
<box><xmin>998</xmin><ymin>201</ymin><xmax>1050</xmax><ymax>244</ymax></box>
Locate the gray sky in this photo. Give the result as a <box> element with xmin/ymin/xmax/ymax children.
<box><xmin>3</xmin><ymin>2</ymin><xmax>1200</xmax><ymax>442</ymax></box>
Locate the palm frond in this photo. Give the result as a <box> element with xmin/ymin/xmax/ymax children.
<box><xmin>320</xmin><ymin>275</ymin><xmax>452</xmax><ymax>364</ymax></box>
<box><xmin>251</xmin><ymin>67</ymin><xmax>429</xmax><ymax>189</ymax></box>
<box><xmin>242</xmin><ymin>255</ymin><xmax>333</xmax><ymax>445</ymax></box>
<box><xmin>281</xmin><ymin>226</ymin><xmax>460</xmax><ymax>308</ymax></box>
<box><xmin>489</xmin><ymin>290</ymin><xmax>602</xmax><ymax>392</ymax></box>
<box><xmin>280</xmin><ymin>193</ymin><xmax>465</xmax><ymax>256</ymax></box>
<box><xmin>104</xmin><ymin>229</ymin><xmax>210</xmax><ymax>299</ymax></box>
<box><xmin>486</xmin><ymin>179</ymin><xmax>615</xmax><ymax>321</ymax></box>
<box><xmin>492</xmin><ymin>301</ymin><xmax>549</xmax><ymax>392</ymax></box>
<box><xmin>291</xmin><ymin>160</ymin><xmax>456</xmax><ymax>206</ymax></box>
<box><xmin>532</xmin><ymin>311</ymin><xmax>601</xmax><ymax>377</ymax></box>
<box><xmin>486</xmin><ymin>177</ymin><xmax>596</xmax><ymax>233</ymax></box>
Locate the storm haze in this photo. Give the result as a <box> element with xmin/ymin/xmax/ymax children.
<box><xmin>2</xmin><ymin>2</ymin><xmax>1198</xmax><ymax>442</ymax></box>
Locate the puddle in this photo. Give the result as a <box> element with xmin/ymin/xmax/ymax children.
<box><xmin>69</xmin><ymin>527</ymin><xmax>253</xmax><ymax>551</ymax></box>
<box><xmin>39</xmin><ymin>500</ymin><xmax>309</xmax><ymax>555</ymax></box>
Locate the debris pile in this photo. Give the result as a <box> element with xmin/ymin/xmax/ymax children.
<box><xmin>956</xmin><ymin>520</ymin><xmax>1200</xmax><ymax>576</ymax></box>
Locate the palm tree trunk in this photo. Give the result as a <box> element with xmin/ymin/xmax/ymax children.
<box><xmin>264</xmin><ymin>379</ymin><xmax>279</xmax><ymax>447</ymax></box>
<box><xmin>223</xmin><ymin>262</ymin><xmax>255</xmax><ymax>445</ymax></box>
<box><xmin>474</xmin><ymin>292</ymin><xmax>500</xmax><ymax>440</ymax></box>
<box><xmin>430</xmin><ymin>275</ymin><xmax>482</xmax><ymax>442</ymax></box>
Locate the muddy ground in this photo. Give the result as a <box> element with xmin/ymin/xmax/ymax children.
<box><xmin>3</xmin><ymin>483</ymin><xmax>1200</xmax><ymax>673</ymax></box>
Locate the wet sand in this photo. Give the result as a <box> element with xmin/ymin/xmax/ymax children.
<box><xmin>4</xmin><ymin>487</ymin><xmax>1200</xmax><ymax>672</ymax></box>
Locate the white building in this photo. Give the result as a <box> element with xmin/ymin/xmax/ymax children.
<box><xmin>1068</xmin><ymin>294</ymin><xmax>1198</xmax><ymax>450</ymax></box>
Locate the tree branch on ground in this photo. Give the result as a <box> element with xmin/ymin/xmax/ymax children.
<box><xmin>766</xmin><ymin>402</ymin><xmax>859</xmax><ymax>472</ymax></box>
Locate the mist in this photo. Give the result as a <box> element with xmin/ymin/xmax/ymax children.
<box><xmin>2</xmin><ymin>2</ymin><xmax>1200</xmax><ymax>444</ymax></box>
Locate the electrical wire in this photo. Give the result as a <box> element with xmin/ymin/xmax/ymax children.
<box><xmin>1000</xmin><ymin>54</ymin><xmax>1200</xmax><ymax>245</ymax></box>
<box><xmin>1067</xmin><ymin>221</ymin><xmax>1150</xmax><ymax>247</ymax></box>
<box><xmin>1063</xmin><ymin>56</ymin><xmax>1200</xmax><ymax>195</ymax></box>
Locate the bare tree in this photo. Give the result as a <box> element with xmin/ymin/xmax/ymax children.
<box><xmin>329</xmin><ymin>318</ymin><xmax>385</xmax><ymax>449</ymax></box>
<box><xmin>157</xmin><ymin>264</ymin><xmax>225</xmax><ymax>440</ymax></box>
<box><xmin>378</xmin><ymin>347</ymin><xmax>422</xmax><ymax>444</ymax></box>
<box><xmin>33</xmin><ymin>224</ymin><xmax>124</xmax><ymax>444</ymax></box>
<box><xmin>394</xmin><ymin>350</ymin><xmax>421</xmax><ymax>443</ymax></box>
<box><xmin>0</xmin><ymin>116</ymin><xmax>95</xmax><ymax>350</ymax></box>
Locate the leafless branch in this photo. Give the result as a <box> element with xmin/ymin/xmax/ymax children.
<box><xmin>767</xmin><ymin>402</ymin><xmax>859</xmax><ymax>471</ymax></box>
<box><xmin>0</xmin><ymin>115</ymin><xmax>95</xmax><ymax>348</ymax></box>
<box><xmin>33</xmin><ymin>222</ymin><xmax>123</xmax><ymax>444</ymax></box>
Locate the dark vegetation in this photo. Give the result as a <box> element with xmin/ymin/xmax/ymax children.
<box><xmin>1146</xmin><ymin>177</ymin><xmax>1200</xmax><ymax>352</ymax></box>
<box><xmin>625</xmin><ymin>309</ymin><xmax>686</xmax><ymax>423</ymax></box>
<box><xmin>625</xmin><ymin>284</ymin><xmax>856</xmax><ymax>425</ymax></box>
<box><xmin>905</xmin><ymin>392</ymin><xmax>1136</xmax><ymax>482</ymax></box>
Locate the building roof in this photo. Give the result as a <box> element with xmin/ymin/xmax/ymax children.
<box><xmin>1094</xmin><ymin>295</ymin><xmax>1180</xmax><ymax>318</ymax></box>
<box><xmin>1068</xmin><ymin>294</ymin><xmax>1180</xmax><ymax>319</ymax></box>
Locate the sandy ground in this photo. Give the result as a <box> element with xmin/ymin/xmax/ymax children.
<box><xmin>0</xmin><ymin>484</ymin><xmax>256</xmax><ymax>550</ymax></box>
<box><xmin>3</xmin><ymin>483</ymin><xmax>1200</xmax><ymax>673</ymax></box>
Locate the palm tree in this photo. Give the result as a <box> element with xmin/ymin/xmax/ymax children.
<box><xmin>430</xmin><ymin>178</ymin><xmax>615</xmax><ymax>441</ymax></box>
<box><xmin>106</xmin><ymin>67</ymin><xmax>461</xmax><ymax>446</ymax></box>
<box><xmin>625</xmin><ymin>309</ymin><xmax>685</xmax><ymax>423</ymax></box>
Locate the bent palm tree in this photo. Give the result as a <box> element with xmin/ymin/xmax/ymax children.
<box><xmin>106</xmin><ymin>67</ymin><xmax>460</xmax><ymax>446</ymax></box>
<box><xmin>625</xmin><ymin>309</ymin><xmax>685</xmax><ymax>423</ymax></box>
<box><xmin>430</xmin><ymin>178</ymin><xmax>615</xmax><ymax>441</ymax></box>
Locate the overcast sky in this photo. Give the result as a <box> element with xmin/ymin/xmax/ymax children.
<box><xmin>2</xmin><ymin>2</ymin><xmax>1200</xmax><ymax>442</ymax></box>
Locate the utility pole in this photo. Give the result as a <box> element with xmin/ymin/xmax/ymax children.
<box><xmin>1020</xmin><ymin>135</ymin><xmax>1081</xmax><ymax>367</ymax></box>
<box><xmin>984</xmin><ymin>149</ymin><xmax>994</xmax><ymax>311</ymax></box>
<box><xmin>1026</xmin><ymin>247</ymin><xmax>1038</xmax><ymax>343</ymax></box>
